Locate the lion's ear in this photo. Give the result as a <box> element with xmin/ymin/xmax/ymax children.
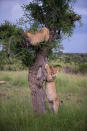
<box><xmin>51</xmin><ymin>67</ymin><xmax>59</xmax><ymax>75</ymax></box>
<box><xmin>55</xmin><ymin>67</ymin><xmax>59</xmax><ymax>72</ymax></box>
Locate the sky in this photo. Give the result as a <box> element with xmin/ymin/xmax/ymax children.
<box><xmin>0</xmin><ymin>0</ymin><xmax>87</xmax><ymax>53</ymax></box>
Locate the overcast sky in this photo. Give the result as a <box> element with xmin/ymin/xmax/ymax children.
<box><xmin>0</xmin><ymin>0</ymin><xmax>87</xmax><ymax>53</ymax></box>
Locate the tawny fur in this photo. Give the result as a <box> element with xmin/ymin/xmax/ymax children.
<box><xmin>45</xmin><ymin>64</ymin><xmax>59</xmax><ymax>113</ymax></box>
<box><xmin>24</xmin><ymin>27</ymin><xmax>49</xmax><ymax>45</ymax></box>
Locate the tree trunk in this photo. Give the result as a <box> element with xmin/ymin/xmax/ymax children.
<box><xmin>28</xmin><ymin>47</ymin><xmax>48</xmax><ymax>113</ymax></box>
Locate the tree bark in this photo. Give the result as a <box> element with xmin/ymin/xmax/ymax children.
<box><xmin>28</xmin><ymin>47</ymin><xmax>48</xmax><ymax>113</ymax></box>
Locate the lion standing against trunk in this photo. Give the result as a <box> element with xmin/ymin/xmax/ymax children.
<box><xmin>45</xmin><ymin>64</ymin><xmax>59</xmax><ymax>113</ymax></box>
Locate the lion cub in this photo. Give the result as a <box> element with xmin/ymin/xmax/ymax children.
<box><xmin>45</xmin><ymin>64</ymin><xmax>59</xmax><ymax>113</ymax></box>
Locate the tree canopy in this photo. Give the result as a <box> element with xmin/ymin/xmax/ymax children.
<box><xmin>0</xmin><ymin>0</ymin><xmax>81</xmax><ymax>66</ymax></box>
<box><xmin>23</xmin><ymin>0</ymin><xmax>81</xmax><ymax>39</ymax></box>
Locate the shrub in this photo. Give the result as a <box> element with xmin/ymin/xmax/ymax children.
<box><xmin>79</xmin><ymin>63</ymin><xmax>87</xmax><ymax>74</ymax></box>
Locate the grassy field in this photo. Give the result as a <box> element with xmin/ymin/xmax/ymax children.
<box><xmin>0</xmin><ymin>71</ymin><xmax>87</xmax><ymax>131</ymax></box>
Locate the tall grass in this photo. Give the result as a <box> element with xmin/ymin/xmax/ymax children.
<box><xmin>0</xmin><ymin>71</ymin><xmax>87</xmax><ymax>131</ymax></box>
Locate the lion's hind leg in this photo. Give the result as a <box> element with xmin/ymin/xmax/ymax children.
<box><xmin>53</xmin><ymin>98</ymin><xmax>59</xmax><ymax>113</ymax></box>
<box><xmin>48</xmin><ymin>100</ymin><xmax>54</xmax><ymax>112</ymax></box>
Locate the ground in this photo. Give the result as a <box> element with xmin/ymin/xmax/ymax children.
<box><xmin>0</xmin><ymin>71</ymin><xmax>87</xmax><ymax>131</ymax></box>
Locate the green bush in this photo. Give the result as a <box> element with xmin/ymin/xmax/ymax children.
<box><xmin>79</xmin><ymin>63</ymin><xmax>87</xmax><ymax>73</ymax></box>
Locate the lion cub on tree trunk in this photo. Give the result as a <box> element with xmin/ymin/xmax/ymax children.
<box><xmin>45</xmin><ymin>64</ymin><xmax>59</xmax><ymax>113</ymax></box>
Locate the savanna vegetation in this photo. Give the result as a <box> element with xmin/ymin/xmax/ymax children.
<box><xmin>0</xmin><ymin>50</ymin><xmax>87</xmax><ymax>74</ymax></box>
<box><xmin>0</xmin><ymin>71</ymin><xmax>87</xmax><ymax>131</ymax></box>
<box><xmin>0</xmin><ymin>0</ymin><xmax>81</xmax><ymax>114</ymax></box>
<box><xmin>49</xmin><ymin>52</ymin><xmax>87</xmax><ymax>74</ymax></box>
<box><xmin>0</xmin><ymin>0</ymin><xmax>87</xmax><ymax>130</ymax></box>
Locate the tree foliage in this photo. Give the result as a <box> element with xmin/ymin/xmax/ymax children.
<box><xmin>0</xmin><ymin>0</ymin><xmax>81</xmax><ymax>67</ymax></box>
<box><xmin>23</xmin><ymin>0</ymin><xmax>81</xmax><ymax>38</ymax></box>
<box><xmin>0</xmin><ymin>21</ymin><xmax>36</xmax><ymax>66</ymax></box>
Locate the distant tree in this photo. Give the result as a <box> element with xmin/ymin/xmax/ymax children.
<box><xmin>0</xmin><ymin>0</ymin><xmax>81</xmax><ymax>113</ymax></box>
